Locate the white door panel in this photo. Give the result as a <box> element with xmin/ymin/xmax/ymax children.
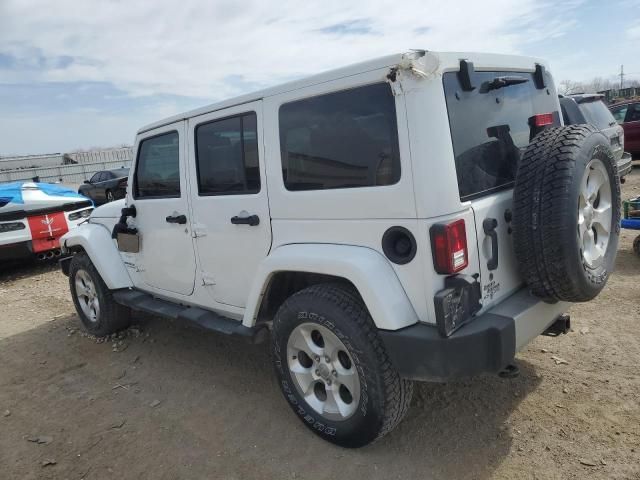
<box><xmin>187</xmin><ymin>101</ymin><xmax>271</xmax><ymax>308</ymax></box>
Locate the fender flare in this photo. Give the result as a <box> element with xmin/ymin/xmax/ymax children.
<box><xmin>60</xmin><ymin>222</ymin><xmax>133</xmax><ymax>290</ymax></box>
<box><xmin>242</xmin><ymin>244</ymin><xmax>419</xmax><ymax>331</ymax></box>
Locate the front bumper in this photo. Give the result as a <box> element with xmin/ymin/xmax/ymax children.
<box><xmin>618</xmin><ymin>152</ymin><xmax>633</xmax><ymax>178</ymax></box>
<box><xmin>379</xmin><ymin>289</ymin><xmax>569</xmax><ymax>381</ymax></box>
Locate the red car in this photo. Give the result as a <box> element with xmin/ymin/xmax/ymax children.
<box><xmin>610</xmin><ymin>100</ymin><xmax>640</xmax><ymax>158</ymax></box>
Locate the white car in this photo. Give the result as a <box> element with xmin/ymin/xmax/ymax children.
<box><xmin>60</xmin><ymin>51</ymin><xmax>620</xmax><ymax>447</ymax></box>
<box><xmin>0</xmin><ymin>182</ymin><xmax>93</xmax><ymax>262</ymax></box>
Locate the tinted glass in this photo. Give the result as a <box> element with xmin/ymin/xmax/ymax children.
<box><xmin>627</xmin><ymin>103</ymin><xmax>640</xmax><ymax>122</ymax></box>
<box><xmin>195</xmin><ymin>112</ymin><xmax>260</xmax><ymax>195</ymax></box>
<box><xmin>610</xmin><ymin>105</ymin><xmax>628</xmax><ymax>124</ymax></box>
<box><xmin>444</xmin><ymin>71</ymin><xmax>558</xmax><ymax>200</ymax></box>
<box><xmin>279</xmin><ymin>83</ymin><xmax>401</xmax><ymax>191</ymax></box>
<box><xmin>578</xmin><ymin>100</ymin><xmax>616</xmax><ymax>129</ymax></box>
<box><xmin>134</xmin><ymin>131</ymin><xmax>180</xmax><ymax>198</ymax></box>
<box><xmin>89</xmin><ymin>172</ymin><xmax>102</xmax><ymax>183</ymax></box>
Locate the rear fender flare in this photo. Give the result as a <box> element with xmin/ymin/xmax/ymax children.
<box><xmin>243</xmin><ymin>244</ymin><xmax>419</xmax><ymax>330</ymax></box>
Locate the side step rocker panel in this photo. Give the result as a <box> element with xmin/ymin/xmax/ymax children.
<box><xmin>112</xmin><ymin>290</ymin><xmax>268</xmax><ymax>344</ymax></box>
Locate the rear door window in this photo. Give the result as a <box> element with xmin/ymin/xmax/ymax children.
<box><xmin>610</xmin><ymin>105</ymin><xmax>628</xmax><ymax>124</ymax></box>
<box><xmin>626</xmin><ymin>103</ymin><xmax>640</xmax><ymax>122</ymax></box>
<box><xmin>195</xmin><ymin>112</ymin><xmax>260</xmax><ymax>195</ymax></box>
<box><xmin>279</xmin><ymin>83</ymin><xmax>401</xmax><ymax>191</ymax></box>
<box><xmin>443</xmin><ymin>71</ymin><xmax>558</xmax><ymax>201</ymax></box>
<box><xmin>578</xmin><ymin>99</ymin><xmax>616</xmax><ymax>129</ymax></box>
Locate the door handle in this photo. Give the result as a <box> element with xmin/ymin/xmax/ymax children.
<box><xmin>230</xmin><ymin>214</ymin><xmax>260</xmax><ymax>226</ymax></box>
<box><xmin>166</xmin><ymin>214</ymin><xmax>187</xmax><ymax>224</ymax></box>
<box><xmin>483</xmin><ymin>218</ymin><xmax>499</xmax><ymax>271</ymax></box>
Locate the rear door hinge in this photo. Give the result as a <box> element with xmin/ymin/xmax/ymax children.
<box><xmin>192</xmin><ymin>223</ymin><xmax>207</xmax><ymax>238</ymax></box>
<box><xmin>202</xmin><ymin>273</ymin><xmax>216</xmax><ymax>286</ymax></box>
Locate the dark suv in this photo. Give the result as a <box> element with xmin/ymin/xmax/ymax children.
<box><xmin>560</xmin><ymin>94</ymin><xmax>632</xmax><ymax>179</ymax></box>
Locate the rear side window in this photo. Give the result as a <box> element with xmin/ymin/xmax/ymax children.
<box><xmin>134</xmin><ymin>131</ymin><xmax>180</xmax><ymax>198</ymax></box>
<box><xmin>578</xmin><ymin>100</ymin><xmax>615</xmax><ymax>129</ymax></box>
<box><xmin>195</xmin><ymin>112</ymin><xmax>260</xmax><ymax>195</ymax></box>
<box><xmin>279</xmin><ymin>83</ymin><xmax>401</xmax><ymax>191</ymax></box>
<box><xmin>610</xmin><ymin>105</ymin><xmax>628</xmax><ymax>124</ymax></box>
<box><xmin>627</xmin><ymin>103</ymin><xmax>640</xmax><ymax>122</ymax></box>
<box><xmin>443</xmin><ymin>71</ymin><xmax>558</xmax><ymax>201</ymax></box>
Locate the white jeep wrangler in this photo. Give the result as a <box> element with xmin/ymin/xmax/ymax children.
<box><xmin>60</xmin><ymin>51</ymin><xmax>620</xmax><ymax>448</ymax></box>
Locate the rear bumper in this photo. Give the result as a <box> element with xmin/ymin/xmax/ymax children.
<box><xmin>618</xmin><ymin>152</ymin><xmax>633</xmax><ymax>178</ymax></box>
<box><xmin>379</xmin><ymin>289</ymin><xmax>569</xmax><ymax>381</ymax></box>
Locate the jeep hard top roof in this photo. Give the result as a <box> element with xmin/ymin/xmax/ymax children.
<box><xmin>138</xmin><ymin>51</ymin><xmax>548</xmax><ymax>134</ymax></box>
<box><xmin>564</xmin><ymin>93</ymin><xmax>605</xmax><ymax>103</ymax></box>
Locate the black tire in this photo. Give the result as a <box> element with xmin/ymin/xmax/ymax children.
<box><xmin>271</xmin><ymin>283</ymin><xmax>413</xmax><ymax>448</ymax></box>
<box><xmin>106</xmin><ymin>190</ymin><xmax>114</xmax><ymax>203</ymax></box>
<box><xmin>634</xmin><ymin>235</ymin><xmax>640</xmax><ymax>257</ymax></box>
<box><xmin>69</xmin><ymin>252</ymin><xmax>131</xmax><ymax>336</ymax></box>
<box><xmin>513</xmin><ymin>125</ymin><xmax>620</xmax><ymax>302</ymax></box>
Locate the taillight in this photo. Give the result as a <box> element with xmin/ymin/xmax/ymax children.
<box><xmin>430</xmin><ymin>219</ymin><xmax>468</xmax><ymax>274</ymax></box>
<box><xmin>533</xmin><ymin>113</ymin><xmax>554</xmax><ymax>127</ymax></box>
<box><xmin>119</xmin><ymin>178</ymin><xmax>128</xmax><ymax>187</ymax></box>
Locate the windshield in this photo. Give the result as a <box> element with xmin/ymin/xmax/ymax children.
<box><xmin>578</xmin><ymin>100</ymin><xmax>615</xmax><ymax>130</ymax></box>
<box><xmin>443</xmin><ymin>70</ymin><xmax>559</xmax><ymax>201</ymax></box>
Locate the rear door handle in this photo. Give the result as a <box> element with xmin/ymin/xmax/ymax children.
<box><xmin>483</xmin><ymin>218</ymin><xmax>499</xmax><ymax>271</ymax></box>
<box><xmin>166</xmin><ymin>214</ymin><xmax>187</xmax><ymax>224</ymax></box>
<box><xmin>230</xmin><ymin>214</ymin><xmax>259</xmax><ymax>226</ymax></box>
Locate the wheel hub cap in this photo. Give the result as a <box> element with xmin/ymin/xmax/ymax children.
<box><xmin>578</xmin><ymin>158</ymin><xmax>612</xmax><ymax>269</ymax></box>
<box><xmin>75</xmin><ymin>269</ymin><xmax>100</xmax><ymax>322</ymax></box>
<box><xmin>287</xmin><ymin>323</ymin><xmax>361</xmax><ymax>421</ymax></box>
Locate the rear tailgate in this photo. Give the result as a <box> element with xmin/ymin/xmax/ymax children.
<box><xmin>443</xmin><ymin>68</ymin><xmax>560</xmax><ymax>311</ymax></box>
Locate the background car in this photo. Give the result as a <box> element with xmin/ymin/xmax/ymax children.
<box><xmin>560</xmin><ymin>94</ymin><xmax>632</xmax><ymax>179</ymax></box>
<box><xmin>609</xmin><ymin>100</ymin><xmax>640</xmax><ymax>159</ymax></box>
<box><xmin>78</xmin><ymin>168</ymin><xmax>129</xmax><ymax>204</ymax></box>
<box><xmin>0</xmin><ymin>182</ymin><xmax>93</xmax><ymax>263</ymax></box>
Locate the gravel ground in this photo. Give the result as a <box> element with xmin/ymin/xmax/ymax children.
<box><xmin>1</xmin><ymin>168</ymin><xmax>639</xmax><ymax>480</ymax></box>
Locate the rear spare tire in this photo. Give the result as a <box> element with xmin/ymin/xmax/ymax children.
<box><xmin>513</xmin><ymin>125</ymin><xmax>620</xmax><ymax>302</ymax></box>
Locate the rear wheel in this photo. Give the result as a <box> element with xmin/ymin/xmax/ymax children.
<box><xmin>69</xmin><ymin>253</ymin><xmax>131</xmax><ymax>336</ymax></box>
<box><xmin>513</xmin><ymin>125</ymin><xmax>620</xmax><ymax>302</ymax></box>
<box><xmin>271</xmin><ymin>283</ymin><xmax>413</xmax><ymax>448</ymax></box>
<box><xmin>106</xmin><ymin>190</ymin><xmax>115</xmax><ymax>202</ymax></box>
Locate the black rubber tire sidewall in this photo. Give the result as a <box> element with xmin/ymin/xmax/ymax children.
<box><xmin>271</xmin><ymin>284</ymin><xmax>407</xmax><ymax>448</ymax></box>
<box><xmin>513</xmin><ymin>125</ymin><xmax>620</xmax><ymax>302</ymax></box>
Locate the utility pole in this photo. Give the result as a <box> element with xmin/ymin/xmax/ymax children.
<box><xmin>619</xmin><ymin>65</ymin><xmax>625</xmax><ymax>89</ymax></box>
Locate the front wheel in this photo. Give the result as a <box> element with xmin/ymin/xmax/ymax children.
<box><xmin>69</xmin><ymin>253</ymin><xmax>131</xmax><ymax>336</ymax></box>
<box><xmin>106</xmin><ymin>190</ymin><xmax>115</xmax><ymax>203</ymax></box>
<box><xmin>271</xmin><ymin>283</ymin><xmax>413</xmax><ymax>448</ymax></box>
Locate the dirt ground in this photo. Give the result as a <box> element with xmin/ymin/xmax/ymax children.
<box><xmin>1</xmin><ymin>170</ymin><xmax>639</xmax><ymax>480</ymax></box>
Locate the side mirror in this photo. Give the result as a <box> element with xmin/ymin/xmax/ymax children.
<box><xmin>84</xmin><ymin>180</ymin><xmax>91</xmax><ymax>184</ymax></box>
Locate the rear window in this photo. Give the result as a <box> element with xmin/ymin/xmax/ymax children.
<box><xmin>443</xmin><ymin>71</ymin><xmax>558</xmax><ymax>201</ymax></box>
<box><xmin>578</xmin><ymin>100</ymin><xmax>615</xmax><ymax>129</ymax></box>
<box><xmin>279</xmin><ymin>83</ymin><xmax>401</xmax><ymax>191</ymax></box>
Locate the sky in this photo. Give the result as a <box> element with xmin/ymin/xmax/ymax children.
<box><xmin>1</xmin><ymin>0</ymin><xmax>639</xmax><ymax>156</ymax></box>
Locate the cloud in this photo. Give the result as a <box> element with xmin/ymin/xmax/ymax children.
<box><xmin>0</xmin><ymin>0</ymin><xmax>582</xmax><ymax>100</ymax></box>
<box><xmin>627</xmin><ymin>23</ymin><xmax>640</xmax><ymax>40</ymax></box>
